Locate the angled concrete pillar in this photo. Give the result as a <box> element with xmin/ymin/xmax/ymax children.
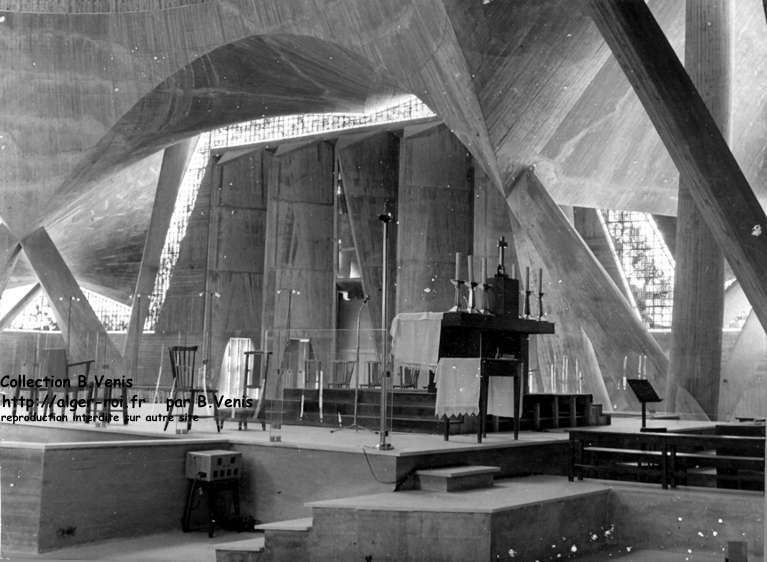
<box><xmin>0</xmin><ymin>222</ymin><xmax>20</xmax><ymax>299</ymax></box>
<box><xmin>124</xmin><ymin>138</ymin><xmax>196</xmax><ymax>377</ymax></box>
<box><xmin>507</xmin><ymin>169</ymin><xmax>705</xmax><ymax>415</ymax></box>
<box><xmin>582</xmin><ymin>0</ymin><xmax>767</xmax><ymax>340</ymax></box>
<box><xmin>21</xmin><ymin>227</ymin><xmax>120</xmax><ymax>365</ymax></box>
<box><xmin>668</xmin><ymin>0</ymin><xmax>730</xmax><ymax>418</ymax></box>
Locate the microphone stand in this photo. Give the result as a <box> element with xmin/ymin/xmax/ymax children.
<box><xmin>377</xmin><ymin>212</ymin><xmax>394</xmax><ymax>450</ymax></box>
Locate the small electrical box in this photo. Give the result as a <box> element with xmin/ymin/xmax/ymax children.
<box><xmin>185</xmin><ymin>450</ymin><xmax>242</xmax><ymax>481</ymax></box>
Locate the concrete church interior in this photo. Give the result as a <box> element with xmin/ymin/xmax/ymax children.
<box><xmin>1</xmin><ymin>0</ymin><xmax>767</xmax><ymax>560</ymax></box>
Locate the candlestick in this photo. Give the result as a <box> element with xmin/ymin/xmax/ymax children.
<box><xmin>467</xmin><ymin>254</ymin><xmax>474</xmax><ymax>284</ymax></box>
<box><xmin>450</xmin><ymin>251</ymin><xmax>465</xmax><ymax>312</ymax></box>
<box><xmin>524</xmin><ymin>266</ymin><xmax>531</xmax><ymax>318</ymax></box>
<box><xmin>497</xmin><ymin>236</ymin><xmax>507</xmax><ymax>276</ymax></box>
<box><xmin>481</xmin><ymin>257</ymin><xmax>487</xmax><ymax>282</ymax></box>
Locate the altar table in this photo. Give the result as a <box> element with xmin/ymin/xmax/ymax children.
<box><xmin>391</xmin><ymin>311</ymin><xmax>554</xmax><ymax>442</ymax></box>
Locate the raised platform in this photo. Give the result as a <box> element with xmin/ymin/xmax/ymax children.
<box><xmin>0</xmin><ymin>409</ymin><xmax>572</xmax><ymax>554</ymax></box>
<box><xmin>216</xmin><ymin>476</ymin><xmax>764</xmax><ymax>562</ymax></box>
<box><xmin>262</xmin><ymin>389</ymin><xmax>608</xmax><ymax>435</ymax></box>
<box><xmin>4</xmin><ymin>413</ymin><xmax>763</xmax><ymax>560</ymax></box>
<box><xmin>308</xmin><ymin>476</ymin><xmax>611</xmax><ymax>561</ymax></box>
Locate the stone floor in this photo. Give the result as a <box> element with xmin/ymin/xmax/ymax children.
<box><xmin>7</xmin><ymin>530</ymin><xmax>257</xmax><ymax>562</ymax></box>
<box><xmin>576</xmin><ymin>547</ymin><xmax>723</xmax><ymax>561</ymax></box>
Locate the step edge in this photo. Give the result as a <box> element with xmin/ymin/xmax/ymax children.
<box><xmin>255</xmin><ymin>516</ymin><xmax>314</xmax><ymax>532</ymax></box>
<box><xmin>415</xmin><ymin>465</ymin><xmax>501</xmax><ymax>478</ymax></box>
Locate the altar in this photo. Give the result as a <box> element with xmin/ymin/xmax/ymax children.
<box><xmin>391</xmin><ymin>311</ymin><xmax>555</xmax><ymax>442</ymax></box>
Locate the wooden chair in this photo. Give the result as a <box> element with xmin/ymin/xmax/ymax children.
<box><xmin>362</xmin><ymin>361</ymin><xmax>382</xmax><ymax>388</ymax></box>
<box><xmin>303</xmin><ymin>359</ymin><xmax>322</xmax><ymax>389</ymax></box>
<box><xmin>328</xmin><ymin>360</ymin><xmax>355</xmax><ymax>389</ymax></box>
<box><xmin>63</xmin><ymin>360</ymin><xmax>96</xmax><ymax>421</ymax></box>
<box><xmin>26</xmin><ymin>348</ymin><xmax>67</xmax><ymax>418</ymax></box>
<box><xmin>216</xmin><ymin>350</ymin><xmax>271</xmax><ymax>431</ymax></box>
<box><xmin>396</xmin><ymin>364</ymin><xmax>420</xmax><ymax>389</ymax></box>
<box><xmin>164</xmin><ymin>346</ymin><xmax>221</xmax><ymax>433</ymax></box>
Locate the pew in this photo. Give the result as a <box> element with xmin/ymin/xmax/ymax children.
<box><xmin>568</xmin><ymin>429</ymin><xmax>764</xmax><ymax>490</ymax></box>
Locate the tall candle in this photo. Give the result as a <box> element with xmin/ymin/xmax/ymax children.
<box><xmin>575</xmin><ymin>358</ymin><xmax>580</xmax><ymax>392</ymax></box>
<box><xmin>538</xmin><ymin>268</ymin><xmax>543</xmax><ymax>293</ymax></box>
<box><xmin>455</xmin><ymin>252</ymin><xmax>462</xmax><ymax>280</ymax></box>
<box><xmin>525</xmin><ymin>266</ymin><xmax>530</xmax><ymax>292</ymax></box>
<box><xmin>481</xmin><ymin>257</ymin><xmax>487</xmax><ymax>282</ymax></box>
<box><xmin>550</xmin><ymin>363</ymin><xmax>555</xmax><ymax>392</ymax></box>
<box><xmin>467</xmin><ymin>254</ymin><xmax>474</xmax><ymax>283</ymax></box>
<box><xmin>510</xmin><ymin>263</ymin><xmax>516</xmax><ymax>279</ymax></box>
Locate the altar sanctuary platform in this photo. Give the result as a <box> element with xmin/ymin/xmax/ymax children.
<box><xmin>3</xmin><ymin>410</ymin><xmax>761</xmax><ymax>560</ymax></box>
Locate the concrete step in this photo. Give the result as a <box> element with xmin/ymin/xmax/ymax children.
<box><xmin>250</xmin><ymin>517</ymin><xmax>313</xmax><ymax>562</ymax></box>
<box><xmin>215</xmin><ymin>536</ymin><xmax>265</xmax><ymax>562</ymax></box>
<box><xmin>415</xmin><ymin>465</ymin><xmax>500</xmax><ymax>492</ymax></box>
<box><xmin>254</xmin><ymin>517</ymin><xmax>313</xmax><ymax>533</ymax></box>
<box><xmin>307</xmin><ymin>475</ymin><xmax>612</xmax><ymax>561</ymax></box>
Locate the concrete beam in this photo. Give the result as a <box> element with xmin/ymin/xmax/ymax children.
<box><xmin>507</xmin><ymin>169</ymin><xmax>705</xmax><ymax>415</ymax></box>
<box><xmin>123</xmin><ymin>138</ymin><xmax>197</xmax><ymax>373</ymax></box>
<box><xmin>0</xmin><ymin>283</ymin><xmax>40</xmax><ymax>331</ymax></box>
<box><xmin>582</xmin><ymin>0</ymin><xmax>767</xmax><ymax>334</ymax></box>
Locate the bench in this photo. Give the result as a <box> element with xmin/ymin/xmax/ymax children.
<box><xmin>568</xmin><ymin>429</ymin><xmax>764</xmax><ymax>490</ymax></box>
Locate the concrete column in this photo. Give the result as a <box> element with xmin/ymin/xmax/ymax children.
<box><xmin>261</xmin><ymin>141</ymin><xmax>335</xmax><ymax>368</ymax></box>
<box><xmin>668</xmin><ymin>0</ymin><xmax>730</xmax><ymax>418</ymax></box>
<box><xmin>337</xmin><ymin>132</ymin><xmax>399</xmax><ymax>339</ymax></box>
<box><xmin>396</xmin><ymin>124</ymin><xmax>473</xmax><ymax>313</ymax></box>
<box><xmin>206</xmin><ymin>149</ymin><xmax>270</xmax><ymax>387</ymax></box>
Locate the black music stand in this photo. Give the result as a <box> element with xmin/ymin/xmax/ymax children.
<box><xmin>627</xmin><ymin>379</ymin><xmax>664</xmax><ymax>432</ymax></box>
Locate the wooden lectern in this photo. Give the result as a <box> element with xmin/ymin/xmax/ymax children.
<box><xmin>627</xmin><ymin>378</ymin><xmax>663</xmax><ymax>432</ymax></box>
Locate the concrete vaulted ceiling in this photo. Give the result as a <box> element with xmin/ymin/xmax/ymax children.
<box><xmin>1</xmin><ymin>0</ymin><xmax>767</xmax><ymax>300</ymax></box>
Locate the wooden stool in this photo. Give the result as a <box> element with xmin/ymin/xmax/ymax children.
<box><xmin>182</xmin><ymin>478</ymin><xmax>240</xmax><ymax>538</ymax></box>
